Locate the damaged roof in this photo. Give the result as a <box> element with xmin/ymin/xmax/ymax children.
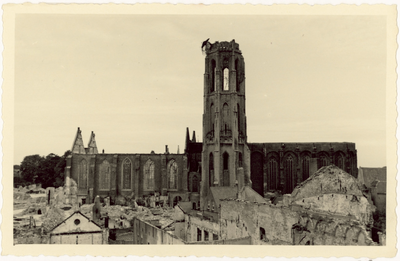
<box><xmin>358</xmin><ymin>167</ymin><xmax>387</xmax><ymax>188</ymax></box>
<box><xmin>291</xmin><ymin>165</ymin><xmax>364</xmax><ymax>202</ymax></box>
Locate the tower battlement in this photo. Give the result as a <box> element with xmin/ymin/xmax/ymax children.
<box><xmin>205</xmin><ymin>40</ymin><xmax>241</xmax><ymax>54</ymax></box>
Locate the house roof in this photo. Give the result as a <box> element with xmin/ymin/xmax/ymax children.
<box><xmin>238</xmin><ymin>186</ymin><xmax>267</xmax><ymax>203</ymax></box>
<box><xmin>210</xmin><ymin>187</ymin><xmax>237</xmax><ymax>207</ymax></box>
<box><xmin>177</xmin><ymin>201</ymin><xmax>192</xmax><ymax>214</ymax></box>
<box><xmin>358</xmin><ymin>167</ymin><xmax>387</xmax><ymax>188</ymax></box>
<box><xmin>49</xmin><ymin>211</ymin><xmax>102</xmax><ymax>234</ymax></box>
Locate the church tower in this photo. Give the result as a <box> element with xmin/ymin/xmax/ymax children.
<box><xmin>200</xmin><ymin>40</ymin><xmax>251</xmax><ymax>210</ymax></box>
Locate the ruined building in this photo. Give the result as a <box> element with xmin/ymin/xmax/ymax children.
<box><xmin>63</xmin><ymin>40</ymin><xmax>366</xmax><ymax>245</ymax></box>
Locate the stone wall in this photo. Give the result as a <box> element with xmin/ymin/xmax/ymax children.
<box><xmin>67</xmin><ymin>153</ymin><xmax>188</xmax><ymax>205</ymax></box>
<box><xmin>185</xmin><ymin>214</ymin><xmax>220</xmax><ymax>242</ymax></box>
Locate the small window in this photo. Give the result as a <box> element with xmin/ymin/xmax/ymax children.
<box><xmin>204</xmin><ymin>230</ymin><xmax>209</xmax><ymax>241</ymax></box>
<box><xmin>197</xmin><ymin>228</ymin><xmax>202</xmax><ymax>241</ymax></box>
<box><xmin>260</xmin><ymin>227</ymin><xmax>266</xmax><ymax>241</ymax></box>
<box><xmin>74</xmin><ymin>219</ymin><xmax>81</xmax><ymax>226</ymax></box>
<box><xmin>213</xmin><ymin>233</ymin><xmax>218</xmax><ymax>241</ymax></box>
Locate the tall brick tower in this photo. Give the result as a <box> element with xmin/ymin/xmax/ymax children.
<box><xmin>200</xmin><ymin>40</ymin><xmax>251</xmax><ymax>210</ymax></box>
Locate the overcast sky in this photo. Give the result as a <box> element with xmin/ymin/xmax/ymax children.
<box><xmin>14</xmin><ymin>14</ymin><xmax>386</xmax><ymax>167</ymax></box>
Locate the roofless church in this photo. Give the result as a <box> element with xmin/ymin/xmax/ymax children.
<box><xmin>64</xmin><ymin>40</ymin><xmax>358</xmax><ymax>210</ymax></box>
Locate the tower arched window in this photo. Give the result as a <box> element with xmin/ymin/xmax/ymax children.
<box><xmin>235</xmin><ymin>58</ymin><xmax>239</xmax><ymax>92</ymax></box>
<box><xmin>211</xmin><ymin>60</ymin><xmax>216</xmax><ymax>93</ymax></box>
<box><xmin>99</xmin><ymin>160</ymin><xmax>111</xmax><ymax>190</ymax></box>
<box><xmin>223</xmin><ymin>152</ymin><xmax>229</xmax><ymax>170</ymax></box>
<box><xmin>168</xmin><ymin>160</ymin><xmax>178</xmax><ymax>189</ymax></box>
<box><xmin>122</xmin><ymin>158</ymin><xmax>132</xmax><ymax>190</ymax></box>
<box><xmin>222</xmin><ymin>103</ymin><xmax>229</xmax><ymax>133</ymax></box>
<box><xmin>210</xmin><ymin>103</ymin><xmax>215</xmax><ymax>133</ymax></box>
<box><xmin>238</xmin><ymin>152</ymin><xmax>243</xmax><ymax>167</ymax></box>
<box><xmin>78</xmin><ymin>159</ymin><xmax>88</xmax><ymax>189</ymax></box>
<box><xmin>144</xmin><ymin>159</ymin><xmax>155</xmax><ymax>190</ymax></box>
<box><xmin>237</xmin><ymin>104</ymin><xmax>240</xmax><ymax>134</ymax></box>
<box><xmin>223</xmin><ymin>152</ymin><xmax>230</xmax><ymax>186</ymax></box>
<box><xmin>209</xmin><ymin>152</ymin><xmax>214</xmax><ymax>187</ymax></box>
<box><xmin>223</xmin><ymin>68</ymin><xmax>229</xmax><ymax>91</ymax></box>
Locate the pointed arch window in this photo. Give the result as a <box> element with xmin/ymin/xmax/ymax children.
<box><xmin>223</xmin><ymin>68</ymin><xmax>229</xmax><ymax>91</ymax></box>
<box><xmin>284</xmin><ymin>155</ymin><xmax>295</xmax><ymax>193</ymax></box>
<box><xmin>209</xmin><ymin>153</ymin><xmax>214</xmax><ymax>187</ymax></box>
<box><xmin>237</xmin><ymin>104</ymin><xmax>241</xmax><ymax>134</ymax></box>
<box><xmin>144</xmin><ymin>159</ymin><xmax>155</xmax><ymax>190</ymax></box>
<box><xmin>318</xmin><ymin>154</ymin><xmax>330</xmax><ymax>169</ymax></box>
<box><xmin>210</xmin><ymin>103</ymin><xmax>215</xmax><ymax>133</ymax></box>
<box><xmin>192</xmin><ymin>175</ymin><xmax>199</xmax><ymax>193</ymax></box>
<box><xmin>268</xmin><ymin>158</ymin><xmax>278</xmax><ymax>190</ymax></box>
<box><xmin>238</xmin><ymin>152</ymin><xmax>243</xmax><ymax>168</ymax></box>
<box><xmin>336</xmin><ymin>154</ymin><xmax>345</xmax><ymax>171</ymax></box>
<box><xmin>222</xmin><ymin>103</ymin><xmax>229</xmax><ymax>134</ymax></box>
<box><xmin>223</xmin><ymin>152</ymin><xmax>230</xmax><ymax>186</ymax></box>
<box><xmin>302</xmin><ymin>156</ymin><xmax>310</xmax><ymax>180</ymax></box>
<box><xmin>78</xmin><ymin>159</ymin><xmax>88</xmax><ymax>189</ymax></box>
<box><xmin>235</xmin><ymin>59</ymin><xmax>239</xmax><ymax>92</ymax></box>
<box><xmin>211</xmin><ymin>60</ymin><xmax>216</xmax><ymax>93</ymax></box>
<box><xmin>122</xmin><ymin>158</ymin><xmax>132</xmax><ymax>190</ymax></box>
<box><xmin>99</xmin><ymin>160</ymin><xmax>111</xmax><ymax>190</ymax></box>
<box><xmin>168</xmin><ymin>160</ymin><xmax>178</xmax><ymax>189</ymax></box>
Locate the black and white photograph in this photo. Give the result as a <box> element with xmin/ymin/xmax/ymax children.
<box><xmin>2</xmin><ymin>2</ymin><xmax>397</xmax><ymax>258</ymax></box>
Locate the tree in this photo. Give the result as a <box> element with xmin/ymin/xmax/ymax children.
<box><xmin>20</xmin><ymin>154</ymin><xmax>44</xmax><ymax>184</ymax></box>
<box><xmin>19</xmin><ymin>150</ymin><xmax>71</xmax><ymax>188</ymax></box>
<box><xmin>53</xmin><ymin>150</ymin><xmax>71</xmax><ymax>187</ymax></box>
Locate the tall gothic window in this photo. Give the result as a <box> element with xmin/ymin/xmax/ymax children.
<box><xmin>144</xmin><ymin>159</ymin><xmax>155</xmax><ymax>190</ymax></box>
<box><xmin>302</xmin><ymin>156</ymin><xmax>310</xmax><ymax>180</ymax></box>
<box><xmin>168</xmin><ymin>160</ymin><xmax>178</xmax><ymax>189</ymax></box>
<box><xmin>235</xmin><ymin>59</ymin><xmax>239</xmax><ymax>92</ymax></box>
<box><xmin>335</xmin><ymin>153</ymin><xmax>345</xmax><ymax>171</ymax></box>
<box><xmin>99</xmin><ymin>160</ymin><xmax>111</xmax><ymax>190</ymax></box>
<box><xmin>238</xmin><ymin>152</ymin><xmax>243</xmax><ymax>167</ymax></box>
<box><xmin>223</xmin><ymin>68</ymin><xmax>229</xmax><ymax>91</ymax></box>
<box><xmin>284</xmin><ymin>155</ymin><xmax>295</xmax><ymax>193</ymax></box>
<box><xmin>78</xmin><ymin>159</ymin><xmax>87</xmax><ymax>189</ymax></box>
<box><xmin>192</xmin><ymin>175</ymin><xmax>199</xmax><ymax>193</ymax></box>
<box><xmin>210</xmin><ymin>104</ymin><xmax>215</xmax><ymax>133</ymax></box>
<box><xmin>223</xmin><ymin>152</ymin><xmax>229</xmax><ymax>170</ymax></box>
<box><xmin>237</xmin><ymin>104</ymin><xmax>240</xmax><ymax>133</ymax></box>
<box><xmin>122</xmin><ymin>158</ymin><xmax>132</xmax><ymax>190</ymax></box>
<box><xmin>223</xmin><ymin>152</ymin><xmax>230</xmax><ymax>186</ymax></box>
<box><xmin>268</xmin><ymin>158</ymin><xmax>278</xmax><ymax>190</ymax></box>
<box><xmin>222</xmin><ymin>103</ymin><xmax>229</xmax><ymax>133</ymax></box>
<box><xmin>209</xmin><ymin>152</ymin><xmax>214</xmax><ymax>187</ymax></box>
<box><xmin>211</xmin><ymin>60</ymin><xmax>216</xmax><ymax>93</ymax></box>
<box><xmin>318</xmin><ymin>154</ymin><xmax>330</xmax><ymax>169</ymax></box>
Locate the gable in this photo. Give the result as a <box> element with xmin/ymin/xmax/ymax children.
<box><xmin>51</xmin><ymin>212</ymin><xmax>102</xmax><ymax>234</ymax></box>
<box><xmin>71</xmin><ymin>128</ymin><xmax>86</xmax><ymax>154</ymax></box>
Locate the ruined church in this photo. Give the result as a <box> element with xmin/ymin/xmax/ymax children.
<box><xmin>64</xmin><ymin>40</ymin><xmax>358</xmax><ymax>212</ymax></box>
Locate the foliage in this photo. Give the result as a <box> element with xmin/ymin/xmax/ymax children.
<box><xmin>19</xmin><ymin>150</ymin><xmax>71</xmax><ymax>188</ymax></box>
<box><xmin>373</xmin><ymin>209</ymin><xmax>386</xmax><ymax>232</ymax></box>
<box><xmin>136</xmin><ymin>198</ymin><xmax>146</xmax><ymax>206</ymax></box>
